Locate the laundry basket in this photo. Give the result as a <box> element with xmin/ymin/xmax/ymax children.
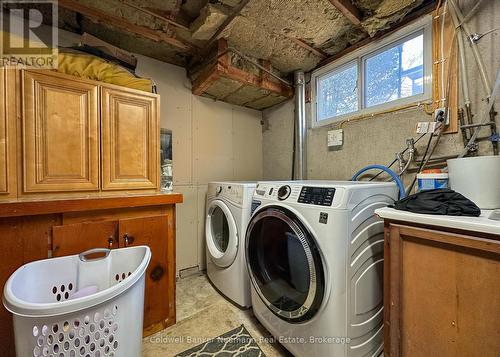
<box><xmin>3</xmin><ymin>246</ymin><xmax>151</xmax><ymax>357</ymax></box>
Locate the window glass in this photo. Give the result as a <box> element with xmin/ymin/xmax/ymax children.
<box><xmin>364</xmin><ymin>33</ymin><xmax>424</xmax><ymax>108</ymax></box>
<box><xmin>317</xmin><ymin>62</ymin><xmax>358</xmax><ymax>120</ymax></box>
<box><xmin>210</xmin><ymin>207</ymin><xmax>229</xmax><ymax>253</ymax></box>
<box><xmin>247</xmin><ymin>215</ymin><xmax>311</xmax><ymax>312</ymax></box>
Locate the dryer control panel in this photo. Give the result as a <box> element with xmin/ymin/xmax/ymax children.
<box><xmin>298</xmin><ymin>186</ymin><xmax>335</xmax><ymax>206</ymax></box>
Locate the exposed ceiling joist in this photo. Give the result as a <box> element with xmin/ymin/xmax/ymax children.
<box><xmin>205</xmin><ymin>0</ymin><xmax>251</xmax><ymax>48</ymax></box>
<box><xmin>58</xmin><ymin>0</ymin><xmax>194</xmax><ymax>52</ymax></box>
<box><xmin>118</xmin><ymin>0</ymin><xmax>190</xmax><ymax>31</ymax></box>
<box><xmin>327</xmin><ymin>0</ymin><xmax>362</xmax><ymax>27</ymax></box>
<box><xmin>318</xmin><ymin>1</ymin><xmax>437</xmax><ymax>68</ymax></box>
<box><xmin>288</xmin><ymin>37</ymin><xmax>328</xmax><ymax>59</ymax></box>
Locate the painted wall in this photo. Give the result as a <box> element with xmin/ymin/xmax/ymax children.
<box><xmin>263</xmin><ymin>0</ymin><xmax>500</xmax><ymax>183</ymax></box>
<box><xmin>135</xmin><ymin>57</ymin><xmax>263</xmax><ymax>274</ymax></box>
<box><xmin>3</xmin><ymin>15</ymin><xmax>264</xmax><ymax>274</ymax></box>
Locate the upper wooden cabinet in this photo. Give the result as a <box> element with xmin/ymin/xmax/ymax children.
<box><xmin>0</xmin><ymin>68</ymin><xmax>8</xmax><ymax>194</ymax></box>
<box><xmin>0</xmin><ymin>69</ymin><xmax>17</xmax><ymax>197</ymax></box>
<box><xmin>22</xmin><ymin>70</ymin><xmax>100</xmax><ymax>192</ymax></box>
<box><xmin>13</xmin><ymin>70</ymin><xmax>160</xmax><ymax>196</ymax></box>
<box><xmin>101</xmin><ymin>86</ymin><xmax>159</xmax><ymax>190</ymax></box>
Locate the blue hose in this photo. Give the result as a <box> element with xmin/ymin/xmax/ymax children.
<box><xmin>351</xmin><ymin>165</ymin><xmax>406</xmax><ymax>199</ymax></box>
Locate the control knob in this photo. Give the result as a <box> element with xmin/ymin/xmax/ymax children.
<box><xmin>216</xmin><ymin>186</ymin><xmax>222</xmax><ymax>195</ymax></box>
<box><xmin>277</xmin><ymin>185</ymin><xmax>291</xmax><ymax>200</ymax></box>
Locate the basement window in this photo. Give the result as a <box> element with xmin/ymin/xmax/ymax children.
<box><xmin>312</xmin><ymin>15</ymin><xmax>432</xmax><ymax>127</ymax></box>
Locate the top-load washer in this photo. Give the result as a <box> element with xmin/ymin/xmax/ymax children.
<box><xmin>206</xmin><ymin>181</ymin><xmax>256</xmax><ymax>308</ymax></box>
<box><xmin>246</xmin><ymin>181</ymin><xmax>398</xmax><ymax>357</ymax></box>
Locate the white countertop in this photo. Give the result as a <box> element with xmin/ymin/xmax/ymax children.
<box><xmin>375</xmin><ymin>207</ymin><xmax>500</xmax><ymax>236</ymax></box>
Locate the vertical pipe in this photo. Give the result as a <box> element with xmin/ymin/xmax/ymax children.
<box><xmin>294</xmin><ymin>71</ymin><xmax>307</xmax><ymax>180</ymax></box>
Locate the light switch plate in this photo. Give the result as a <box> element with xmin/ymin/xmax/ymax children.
<box><xmin>327</xmin><ymin>129</ymin><xmax>343</xmax><ymax>148</ymax></box>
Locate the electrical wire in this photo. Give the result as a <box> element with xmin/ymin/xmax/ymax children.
<box><xmin>369</xmin><ymin>133</ymin><xmax>427</xmax><ymax>181</ymax></box>
<box><xmin>406</xmin><ymin>130</ymin><xmax>436</xmax><ymax>194</ymax></box>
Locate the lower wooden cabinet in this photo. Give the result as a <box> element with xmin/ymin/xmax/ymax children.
<box><xmin>384</xmin><ymin>223</ymin><xmax>500</xmax><ymax>357</ymax></box>
<box><xmin>52</xmin><ymin>210</ymin><xmax>176</xmax><ymax>335</ymax></box>
<box><xmin>0</xmin><ymin>194</ymin><xmax>182</xmax><ymax>356</ymax></box>
<box><xmin>53</xmin><ymin>220</ymin><xmax>119</xmax><ymax>255</ymax></box>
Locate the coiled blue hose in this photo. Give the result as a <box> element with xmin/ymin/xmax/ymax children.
<box><xmin>351</xmin><ymin>165</ymin><xmax>407</xmax><ymax>199</ymax></box>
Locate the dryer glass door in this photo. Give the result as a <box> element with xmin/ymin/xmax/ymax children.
<box><xmin>206</xmin><ymin>200</ymin><xmax>238</xmax><ymax>268</ymax></box>
<box><xmin>246</xmin><ymin>206</ymin><xmax>325</xmax><ymax>322</ymax></box>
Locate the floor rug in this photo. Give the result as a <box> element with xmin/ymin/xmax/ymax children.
<box><xmin>175</xmin><ymin>324</ymin><xmax>266</xmax><ymax>357</ymax></box>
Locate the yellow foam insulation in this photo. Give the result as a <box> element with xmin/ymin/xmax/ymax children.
<box><xmin>57</xmin><ymin>52</ymin><xmax>153</xmax><ymax>92</ymax></box>
<box><xmin>1</xmin><ymin>31</ymin><xmax>153</xmax><ymax>92</ymax></box>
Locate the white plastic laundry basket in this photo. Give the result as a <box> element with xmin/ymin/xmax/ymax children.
<box><xmin>3</xmin><ymin>246</ymin><xmax>151</xmax><ymax>357</ymax></box>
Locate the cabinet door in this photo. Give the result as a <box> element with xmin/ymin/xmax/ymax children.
<box><xmin>101</xmin><ymin>86</ymin><xmax>159</xmax><ymax>190</ymax></box>
<box><xmin>52</xmin><ymin>220</ymin><xmax>119</xmax><ymax>257</ymax></box>
<box><xmin>0</xmin><ymin>68</ymin><xmax>8</xmax><ymax>193</ymax></box>
<box><xmin>385</xmin><ymin>224</ymin><xmax>500</xmax><ymax>357</ymax></box>
<box><xmin>118</xmin><ymin>214</ymin><xmax>172</xmax><ymax>332</ymax></box>
<box><xmin>0</xmin><ymin>68</ymin><xmax>16</xmax><ymax>196</ymax></box>
<box><xmin>23</xmin><ymin>70</ymin><xmax>100</xmax><ymax>192</ymax></box>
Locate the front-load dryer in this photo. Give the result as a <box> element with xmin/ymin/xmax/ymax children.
<box><xmin>246</xmin><ymin>181</ymin><xmax>398</xmax><ymax>356</ymax></box>
<box><xmin>206</xmin><ymin>181</ymin><xmax>256</xmax><ymax>308</ymax></box>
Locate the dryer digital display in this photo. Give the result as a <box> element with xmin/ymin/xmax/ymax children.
<box><xmin>298</xmin><ymin>187</ymin><xmax>335</xmax><ymax>206</ymax></box>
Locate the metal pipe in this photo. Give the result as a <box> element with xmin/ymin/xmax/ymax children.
<box><xmin>459</xmin><ymin>121</ymin><xmax>496</xmax><ymax>129</ymax></box>
<box><xmin>449</xmin><ymin>0</ymin><xmax>491</xmax><ymax>97</ymax></box>
<box><xmin>459</xmin><ymin>70</ymin><xmax>500</xmax><ymax>158</ymax></box>
<box><xmin>294</xmin><ymin>71</ymin><xmax>307</xmax><ymax>180</ymax></box>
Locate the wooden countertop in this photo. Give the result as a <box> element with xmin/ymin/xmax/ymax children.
<box><xmin>0</xmin><ymin>192</ymin><xmax>183</xmax><ymax>217</ymax></box>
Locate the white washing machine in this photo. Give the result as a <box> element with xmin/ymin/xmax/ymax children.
<box><xmin>206</xmin><ymin>181</ymin><xmax>257</xmax><ymax>308</ymax></box>
<box><xmin>246</xmin><ymin>181</ymin><xmax>398</xmax><ymax>357</ymax></box>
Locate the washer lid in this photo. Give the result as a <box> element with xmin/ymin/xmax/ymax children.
<box><xmin>206</xmin><ymin>200</ymin><xmax>238</xmax><ymax>268</ymax></box>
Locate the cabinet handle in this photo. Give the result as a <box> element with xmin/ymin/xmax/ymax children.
<box><xmin>123</xmin><ymin>233</ymin><xmax>135</xmax><ymax>247</ymax></box>
<box><xmin>108</xmin><ymin>236</ymin><xmax>114</xmax><ymax>249</ymax></box>
<box><xmin>150</xmin><ymin>265</ymin><xmax>164</xmax><ymax>281</ymax></box>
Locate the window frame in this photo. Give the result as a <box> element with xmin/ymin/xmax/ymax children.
<box><xmin>311</xmin><ymin>15</ymin><xmax>433</xmax><ymax>128</ymax></box>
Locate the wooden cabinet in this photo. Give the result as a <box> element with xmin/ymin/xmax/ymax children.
<box><xmin>50</xmin><ymin>204</ymin><xmax>177</xmax><ymax>336</ymax></box>
<box><xmin>22</xmin><ymin>71</ymin><xmax>100</xmax><ymax>192</ymax></box>
<box><xmin>101</xmin><ymin>86</ymin><xmax>159</xmax><ymax>191</ymax></box>
<box><xmin>0</xmin><ymin>194</ymin><xmax>181</xmax><ymax>355</ymax></box>
<box><xmin>118</xmin><ymin>215</ymin><xmax>173</xmax><ymax>330</ymax></box>
<box><xmin>53</xmin><ymin>220</ymin><xmax>119</xmax><ymax>256</ymax></box>
<box><xmin>384</xmin><ymin>223</ymin><xmax>500</xmax><ymax>357</ymax></box>
<box><xmin>0</xmin><ymin>69</ymin><xmax>17</xmax><ymax>197</ymax></box>
<box><xmin>1</xmin><ymin>69</ymin><xmax>160</xmax><ymax>197</ymax></box>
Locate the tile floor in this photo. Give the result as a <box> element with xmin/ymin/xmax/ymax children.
<box><xmin>142</xmin><ymin>272</ymin><xmax>291</xmax><ymax>356</ymax></box>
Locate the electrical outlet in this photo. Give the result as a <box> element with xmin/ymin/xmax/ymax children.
<box><xmin>327</xmin><ymin>129</ymin><xmax>343</xmax><ymax>148</ymax></box>
<box><xmin>434</xmin><ymin>107</ymin><xmax>449</xmax><ymax>125</ymax></box>
<box><xmin>416</xmin><ymin>122</ymin><xmax>438</xmax><ymax>134</ymax></box>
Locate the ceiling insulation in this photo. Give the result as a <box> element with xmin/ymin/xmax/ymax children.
<box><xmin>50</xmin><ymin>0</ymin><xmax>434</xmax><ymax>109</ymax></box>
<box><xmin>190</xmin><ymin>39</ymin><xmax>293</xmax><ymax>110</ymax></box>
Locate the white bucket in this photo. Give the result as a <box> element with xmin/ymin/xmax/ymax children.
<box><xmin>447</xmin><ymin>156</ymin><xmax>500</xmax><ymax>209</ymax></box>
<box><xmin>3</xmin><ymin>246</ymin><xmax>151</xmax><ymax>357</ymax></box>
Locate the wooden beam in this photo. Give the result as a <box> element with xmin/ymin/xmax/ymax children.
<box><xmin>318</xmin><ymin>1</ymin><xmax>437</xmax><ymax>69</ymax></box>
<box><xmin>288</xmin><ymin>37</ymin><xmax>327</xmax><ymax>59</ymax></box>
<box><xmin>205</xmin><ymin>0</ymin><xmax>251</xmax><ymax>48</ymax></box>
<box><xmin>58</xmin><ymin>0</ymin><xmax>193</xmax><ymax>52</ymax></box>
<box><xmin>327</xmin><ymin>0</ymin><xmax>362</xmax><ymax>26</ymax></box>
<box><xmin>118</xmin><ymin>0</ymin><xmax>190</xmax><ymax>31</ymax></box>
